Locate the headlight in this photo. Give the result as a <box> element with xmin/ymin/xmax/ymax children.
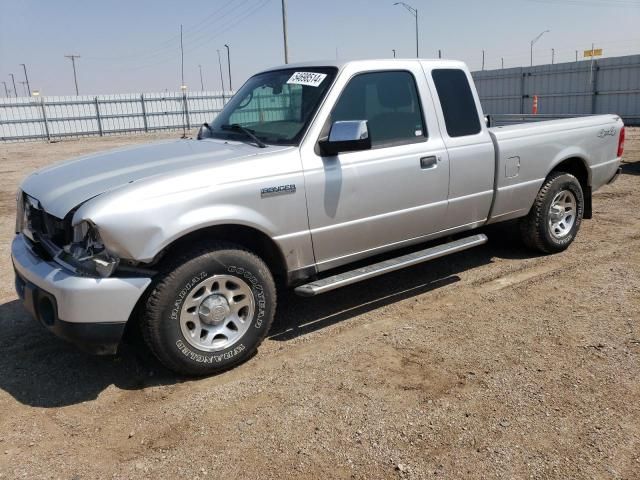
<box><xmin>58</xmin><ymin>221</ymin><xmax>119</xmax><ymax>278</ymax></box>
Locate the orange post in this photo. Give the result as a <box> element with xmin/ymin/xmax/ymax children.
<box><xmin>532</xmin><ymin>95</ymin><xmax>539</xmax><ymax>114</ymax></box>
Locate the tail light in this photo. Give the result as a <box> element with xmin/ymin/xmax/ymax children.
<box><xmin>617</xmin><ymin>126</ymin><xmax>625</xmax><ymax>158</ymax></box>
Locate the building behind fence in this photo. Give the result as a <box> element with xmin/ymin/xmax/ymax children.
<box><xmin>1</xmin><ymin>53</ymin><xmax>639</xmax><ymax>142</ymax></box>
<box><xmin>472</xmin><ymin>53</ymin><xmax>640</xmax><ymax>126</ymax></box>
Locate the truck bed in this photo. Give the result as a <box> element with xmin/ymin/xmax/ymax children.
<box><xmin>486</xmin><ymin>114</ymin><xmax>623</xmax><ymax>224</ymax></box>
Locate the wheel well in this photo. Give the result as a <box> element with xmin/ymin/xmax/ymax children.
<box><xmin>154</xmin><ymin>224</ymin><xmax>288</xmax><ymax>280</ymax></box>
<box><xmin>550</xmin><ymin>157</ymin><xmax>592</xmax><ymax>219</ymax></box>
<box><xmin>123</xmin><ymin>224</ymin><xmax>288</xmax><ymax>345</ymax></box>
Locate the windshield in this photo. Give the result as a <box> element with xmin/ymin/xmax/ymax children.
<box><xmin>206</xmin><ymin>67</ymin><xmax>337</xmax><ymax>146</ymax></box>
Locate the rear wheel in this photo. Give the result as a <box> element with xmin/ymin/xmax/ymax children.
<box><xmin>142</xmin><ymin>242</ymin><xmax>276</xmax><ymax>376</ymax></box>
<box><xmin>520</xmin><ymin>172</ymin><xmax>584</xmax><ymax>253</ymax></box>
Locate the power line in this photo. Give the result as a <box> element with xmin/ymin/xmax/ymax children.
<box><xmin>86</xmin><ymin>0</ymin><xmax>271</xmax><ymax>75</ymax></box>
<box><xmin>83</xmin><ymin>0</ymin><xmax>253</xmax><ymax>63</ymax></box>
<box><xmin>180</xmin><ymin>0</ymin><xmax>269</xmax><ymax>52</ymax></box>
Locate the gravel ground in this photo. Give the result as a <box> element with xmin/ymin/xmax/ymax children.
<box><xmin>0</xmin><ymin>128</ymin><xmax>638</xmax><ymax>479</ymax></box>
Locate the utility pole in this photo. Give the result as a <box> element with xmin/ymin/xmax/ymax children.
<box><xmin>19</xmin><ymin>64</ymin><xmax>31</xmax><ymax>96</ymax></box>
<box><xmin>180</xmin><ymin>25</ymin><xmax>185</xmax><ymax>88</ymax></box>
<box><xmin>589</xmin><ymin>42</ymin><xmax>595</xmax><ymax>87</ymax></box>
<box><xmin>9</xmin><ymin>73</ymin><xmax>18</xmax><ymax>97</ymax></box>
<box><xmin>392</xmin><ymin>49</ymin><xmax>396</xmax><ymax>58</ymax></box>
<box><xmin>217</xmin><ymin>49</ymin><xmax>226</xmax><ymax>104</ymax></box>
<box><xmin>482</xmin><ymin>50</ymin><xmax>485</xmax><ymax>71</ymax></box>
<box><xmin>530</xmin><ymin>30</ymin><xmax>550</xmax><ymax>66</ymax></box>
<box><xmin>64</xmin><ymin>55</ymin><xmax>80</xmax><ymax>95</ymax></box>
<box><xmin>281</xmin><ymin>0</ymin><xmax>289</xmax><ymax>63</ymax></box>
<box><xmin>394</xmin><ymin>2</ymin><xmax>419</xmax><ymax>58</ymax></box>
<box><xmin>224</xmin><ymin>44</ymin><xmax>232</xmax><ymax>91</ymax></box>
<box><xmin>1</xmin><ymin>81</ymin><xmax>9</xmax><ymax>97</ymax></box>
<box><xmin>198</xmin><ymin>64</ymin><xmax>204</xmax><ymax>91</ymax></box>
<box><xmin>552</xmin><ymin>48</ymin><xmax>555</xmax><ymax>64</ymax></box>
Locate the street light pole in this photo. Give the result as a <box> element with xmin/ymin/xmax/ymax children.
<box><xmin>530</xmin><ymin>30</ymin><xmax>550</xmax><ymax>67</ymax></box>
<box><xmin>281</xmin><ymin>0</ymin><xmax>289</xmax><ymax>63</ymax></box>
<box><xmin>1</xmin><ymin>81</ymin><xmax>9</xmax><ymax>97</ymax></box>
<box><xmin>224</xmin><ymin>44</ymin><xmax>232</xmax><ymax>91</ymax></box>
<box><xmin>198</xmin><ymin>64</ymin><xmax>204</xmax><ymax>91</ymax></box>
<box><xmin>180</xmin><ymin>25</ymin><xmax>185</xmax><ymax>90</ymax></box>
<box><xmin>217</xmin><ymin>49</ymin><xmax>226</xmax><ymax>104</ymax></box>
<box><xmin>393</xmin><ymin>2</ymin><xmax>419</xmax><ymax>58</ymax></box>
<box><xmin>64</xmin><ymin>55</ymin><xmax>81</xmax><ymax>95</ymax></box>
<box><xmin>19</xmin><ymin>64</ymin><xmax>31</xmax><ymax>96</ymax></box>
<box><xmin>392</xmin><ymin>49</ymin><xmax>396</xmax><ymax>58</ymax></box>
<box><xmin>9</xmin><ymin>73</ymin><xmax>18</xmax><ymax>98</ymax></box>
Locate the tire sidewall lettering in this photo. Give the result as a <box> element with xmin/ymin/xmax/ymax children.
<box><xmin>175</xmin><ymin>339</ymin><xmax>246</xmax><ymax>364</ymax></box>
<box><xmin>170</xmin><ymin>271</ymin><xmax>208</xmax><ymax>321</ymax></box>
<box><xmin>227</xmin><ymin>265</ymin><xmax>266</xmax><ymax>329</ymax></box>
<box><xmin>170</xmin><ymin>263</ymin><xmax>269</xmax><ymax>364</ymax></box>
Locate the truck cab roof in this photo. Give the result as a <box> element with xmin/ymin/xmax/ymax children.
<box><xmin>259</xmin><ymin>58</ymin><xmax>468</xmax><ymax>75</ymax></box>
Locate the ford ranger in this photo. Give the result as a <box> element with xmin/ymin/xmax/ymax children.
<box><xmin>12</xmin><ymin>59</ymin><xmax>624</xmax><ymax>375</ymax></box>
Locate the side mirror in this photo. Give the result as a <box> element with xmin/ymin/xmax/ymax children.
<box><xmin>319</xmin><ymin>120</ymin><xmax>371</xmax><ymax>156</ymax></box>
<box><xmin>197</xmin><ymin>123</ymin><xmax>212</xmax><ymax>140</ymax></box>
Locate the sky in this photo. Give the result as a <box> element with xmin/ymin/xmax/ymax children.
<box><xmin>1</xmin><ymin>0</ymin><xmax>639</xmax><ymax>97</ymax></box>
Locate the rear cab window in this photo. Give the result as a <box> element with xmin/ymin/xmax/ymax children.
<box><xmin>330</xmin><ymin>70</ymin><xmax>427</xmax><ymax>148</ymax></box>
<box><xmin>431</xmin><ymin>69</ymin><xmax>482</xmax><ymax>137</ymax></box>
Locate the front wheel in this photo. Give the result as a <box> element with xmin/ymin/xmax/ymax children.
<box><xmin>141</xmin><ymin>242</ymin><xmax>276</xmax><ymax>376</ymax></box>
<box><xmin>520</xmin><ymin>172</ymin><xmax>584</xmax><ymax>253</ymax></box>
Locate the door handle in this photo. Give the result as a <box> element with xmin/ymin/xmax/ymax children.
<box><xmin>420</xmin><ymin>156</ymin><xmax>438</xmax><ymax>169</ymax></box>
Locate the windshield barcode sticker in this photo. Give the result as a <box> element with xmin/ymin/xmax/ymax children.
<box><xmin>287</xmin><ymin>72</ymin><xmax>327</xmax><ymax>87</ymax></box>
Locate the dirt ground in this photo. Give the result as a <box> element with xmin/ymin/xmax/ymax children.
<box><xmin>0</xmin><ymin>128</ymin><xmax>638</xmax><ymax>480</ymax></box>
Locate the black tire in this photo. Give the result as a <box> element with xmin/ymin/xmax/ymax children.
<box><xmin>520</xmin><ymin>171</ymin><xmax>584</xmax><ymax>253</ymax></box>
<box><xmin>141</xmin><ymin>242</ymin><xmax>276</xmax><ymax>376</ymax></box>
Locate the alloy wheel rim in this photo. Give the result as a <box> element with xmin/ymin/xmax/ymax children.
<box><xmin>179</xmin><ymin>274</ymin><xmax>255</xmax><ymax>352</ymax></box>
<box><xmin>548</xmin><ymin>189</ymin><xmax>577</xmax><ymax>239</ymax></box>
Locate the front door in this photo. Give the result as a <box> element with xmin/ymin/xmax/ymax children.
<box><xmin>300</xmin><ymin>65</ymin><xmax>450</xmax><ymax>272</ymax></box>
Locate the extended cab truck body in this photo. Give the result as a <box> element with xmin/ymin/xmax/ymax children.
<box><xmin>12</xmin><ymin>59</ymin><xmax>624</xmax><ymax>375</ymax></box>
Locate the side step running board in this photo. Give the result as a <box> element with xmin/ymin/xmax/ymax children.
<box><xmin>294</xmin><ymin>234</ymin><xmax>488</xmax><ymax>297</ymax></box>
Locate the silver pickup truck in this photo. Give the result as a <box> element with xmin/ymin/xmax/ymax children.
<box><xmin>12</xmin><ymin>59</ymin><xmax>624</xmax><ymax>375</ymax></box>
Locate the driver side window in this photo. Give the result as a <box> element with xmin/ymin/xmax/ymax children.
<box><xmin>331</xmin><ymin>71</ymin><xmax>427</xmax><ymax>148</ymax></box>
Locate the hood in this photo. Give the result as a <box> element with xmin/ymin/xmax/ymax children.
<box><xmin>20</xmin><ymin>138</ymin><xmax>289</xmax><ymax>219</ymax></box>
